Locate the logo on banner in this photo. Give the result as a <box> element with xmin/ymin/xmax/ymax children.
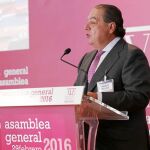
<box><xmin>65</xmin><ymin>88</ymin><xmax>77</xmax><ymax>103</ymax></box>
<box><xmin>67</xmin><ymin>88</ymin><xmax>76</xmax><ymax>96</ymax></box>
<box><xmin>125</xmin><ymin>25</ymin><xmax>150</xmax><ymax>53</ymax></box>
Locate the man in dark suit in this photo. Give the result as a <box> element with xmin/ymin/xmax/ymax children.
<box><xmin>74</xmin><ymin>4</ymin><xmax>150</xmax><ymax>150</ymax></box>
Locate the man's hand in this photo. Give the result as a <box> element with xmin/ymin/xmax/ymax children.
<box><xmin>86</xmin><ymin>92</ymin><xmax>98</xmax><ymax>99</ymax></box>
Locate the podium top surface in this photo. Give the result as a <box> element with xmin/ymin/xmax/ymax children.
<box><xmin>76</xmin><ymin>97</ymin><xmax>129</xmax><ymax>120</ymax></box>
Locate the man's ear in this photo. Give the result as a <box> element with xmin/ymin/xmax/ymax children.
<box><xmin>109</xmin><ymin>22</ymin><xmax>116</xmax><ymax>34</ymax></box>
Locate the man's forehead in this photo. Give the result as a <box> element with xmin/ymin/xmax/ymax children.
<box><xmin>87</xmin><ymin>8</ymin><xmax>103</xmax><ymax>20</ymax></box>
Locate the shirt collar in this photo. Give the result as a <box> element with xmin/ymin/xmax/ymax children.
<box><xmin>101</xmin><ymin>37</ymin><xmax>121</xmax><ymax>53</ymax></box>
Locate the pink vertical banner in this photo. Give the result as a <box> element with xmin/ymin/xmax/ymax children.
<box><xmin>0</xmin><ymin>106</ymin><xmax>78</xmax><ymax>150</ymax></box>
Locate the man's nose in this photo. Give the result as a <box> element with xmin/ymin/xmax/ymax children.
<box><xmin>84</xmin><ymin>23</ymin><xmax>90</xmax><ymax>30</ymax></box>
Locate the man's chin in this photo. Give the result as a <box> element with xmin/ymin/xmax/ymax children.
<box><xmin>88</xmin><ymin>41</ymin><xmax>96</xmax><ymax>47</ymax></box>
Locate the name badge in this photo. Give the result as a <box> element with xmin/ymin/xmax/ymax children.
<box><xmin>97</xmin><ymin>79</ymin><xmax>114</xmax><ymax>92</ymax></box>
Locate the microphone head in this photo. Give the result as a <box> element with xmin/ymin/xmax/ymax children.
<box><xmin>64</xmin><ymin>48</ymin><xmax>71</xmax><ymax>55</ymax></box>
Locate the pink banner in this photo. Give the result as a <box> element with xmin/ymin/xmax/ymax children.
<box><xmin>0</xmin><ymin>106</ymin><xmax>78</xmax><ymax>149</ymax></box>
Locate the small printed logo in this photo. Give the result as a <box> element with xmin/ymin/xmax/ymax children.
<box><xmin>67</xmin><ymin>88</ymin><xmax>76</xmax><ymax>96</ymax></box>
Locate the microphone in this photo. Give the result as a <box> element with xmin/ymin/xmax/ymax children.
<box><xmin>60</xmin><ymin>48</ymin><xmax>86</xmax><ymax>73</ymax></box>
<box><xmin>61</xmin><ymin>48</ymin><xmax>71</xmax><ymax>58</ymax></box>
<box><xmin>60</xmin><ymin>48</ymin><xmax>88</xmax><ymax>94</ymax></box>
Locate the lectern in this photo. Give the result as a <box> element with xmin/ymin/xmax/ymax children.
<box><xmin>0</xmin><ymin>86</ymin><xmax>128</xmax><ymax>150</ymax></box>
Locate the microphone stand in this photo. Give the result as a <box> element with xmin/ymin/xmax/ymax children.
<box><xmin>60</xmin><ymin>49</ymin><xmax>88</xmax><ymax>94</ymax></box>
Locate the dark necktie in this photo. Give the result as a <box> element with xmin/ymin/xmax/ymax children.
<box><xmin>88</xmin><ymin>51</ymin><xmax>104</xmax><ymax>82</ymax></box>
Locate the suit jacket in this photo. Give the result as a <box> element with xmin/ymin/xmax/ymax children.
<box><xmin>74</xmin><ymin>39</ymin><xmax>150</xmax><ymax>150</ymax></box>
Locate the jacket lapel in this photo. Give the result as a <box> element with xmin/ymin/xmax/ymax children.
<box><xmin>88</xmin><ymin>39</ymin><xmax>125</xmax><ymax>91</ymax></box>
<box><xmin>80</xmin><ymin>50</ymin><xmax>97</xmax><ymax>73</ymax></box>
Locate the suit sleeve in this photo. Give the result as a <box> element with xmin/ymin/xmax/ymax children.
<box><xmin>102</xmin><ymin>49</ymin><xmax>150</xmax><ymax>112</ymax></box>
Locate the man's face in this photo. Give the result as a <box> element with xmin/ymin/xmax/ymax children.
<box><xmin>85</xmin><ymin>8</ymin><xmax>113</xmax><ymax>49</ymax></box>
